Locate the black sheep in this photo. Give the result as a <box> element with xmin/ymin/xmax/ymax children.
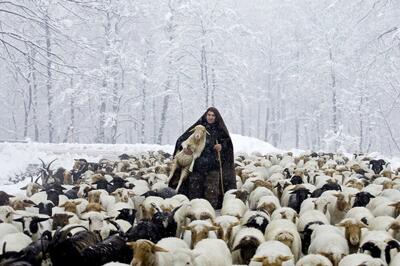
<box><xmin>288</xmin><ymin>187</ymin><xmax>311</xmax><ymax>213</ymax></box>
<box><xmin>370</xmin><ymin>159</ymin><xmax>386</xmax><ymax>175</ymax></box>
<box><xmin>0</xmin><ymin>191</ymin><xmax>14</xmax><ymax>206</ymax></box>
<box><xmin>352</xmin><ymin>192</ymin><xmax>375</xmax><ymax>207</ymax></box>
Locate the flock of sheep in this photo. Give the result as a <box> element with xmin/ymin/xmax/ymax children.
<box><xmin>0</xmin><ymin>148</ymin><xmax>400</xmax><ymax>266</ymax></box>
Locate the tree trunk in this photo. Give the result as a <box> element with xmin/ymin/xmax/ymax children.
<box><xmin>329</xmin><ymin>49</ymin><xmax>338</xmax><ymax>150</ymax></box>
<box><xmin>176</xmin><ymin>74</ymin><xmax>184</xmax><ymax>133</ymax></box>
<box><xmin>98</xmin><ymin>12</ymin><xmax>111</xmax><ymax>143</ymax></box>
<box><xmin>45</xmin><ymin>12</ymin><xmax>54</xmax><ymax>143</ymax></box>
<box><xmin>211</xmin><ymin>68</ymin><xmax>216</xmax><ymax>107</ymax></box>
<box><xmin>31</xmin><ymin>48</ymin><xmax>39</xmax><ymax>142</ymax></box>
<box><xmin>157</xmin><ymin>79</ymin><xmax>171</xmax><ymax>144</ymax></box>
<box><xmin>153</xmin><ymin>98</ymin><xmax>157</xmax><ymax>143</ymax></box>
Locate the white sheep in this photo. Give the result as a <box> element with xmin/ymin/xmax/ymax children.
<box><xmin>221</xmin><ymin>198</ymin><xmax>247</xmax><ymax>219</ymax></box>
<box><xmin>192</xmin><ymin>238</ymin><xmax>232</xmax><ymax>266</ymax></box>
<box><xmin>214</xmin><ymin>215</ymin><xmax>240</xmax><ymax>247</ymax></box>
<box><xmin>0</xmin><ymin>232</ymin><xmax>32</xmax><ymax>255</ymax></box>
<box><xmin>231</xmin><ymin>227</ymin><xmax>265</xmax><ymax>264</ymax></box>
<box><xmin>181</xmin><ymin>219</ymin><xmax>218</xmax><ymax>248</ymax></box>
<box><xmin>339</xmin><ymin>254</ymin><xmax>386</xmax><ymax>266</ymax></box>
<box><xmin>265</xmin><ymin>219</ymin><xmax>301</xmax><ymax>261</ymax></box>
<box><xmin>249</xmin><ymin>187</ymin><xmax>275</xmax><ymax>210</ymax></box>
<box><xmin>249</xmin><ymin>240</ymin><xmax>294</xmax><ymax>266</ymax></box>
<box><xmin>344</xmin><ymin>207</ymin><xmax>375</xmax><ymax>226</ymax></box>
<box><xmin>296</xmin><ymin>254</ymin><xmax>333</xmax><ymax>266</ymax></box>
<box><xmin>308</xmin><ymin>224</ymin><xmax>349</xmax><ymax>266</ymax></box>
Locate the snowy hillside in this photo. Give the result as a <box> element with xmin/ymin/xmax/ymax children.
<box><xmin>2</xmin><ymin>134</ymin><xmax>400</xmax><ymax>194</ymax></box>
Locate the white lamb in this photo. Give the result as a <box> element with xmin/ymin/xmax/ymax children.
<box><xmin>167</xmin><ymin>125</ymin><xmax>209</xmax><ymax>192</ymax></box>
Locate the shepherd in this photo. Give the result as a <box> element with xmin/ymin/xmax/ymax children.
<box><xmin>168</xmin><ymin>107</ymin><xmax>236</xmax><ymax>209</ymax></box>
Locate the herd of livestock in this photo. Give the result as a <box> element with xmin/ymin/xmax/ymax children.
<box><xmin>0</xmin><ymin>150</ymin><xmax>400</xmax><ymax>266</ymax></box>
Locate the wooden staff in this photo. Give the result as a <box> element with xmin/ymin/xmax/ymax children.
<box><xmin>216</xmin><ymin>140</ymin><xmax>225</xmax><ymax>194</ymax></box>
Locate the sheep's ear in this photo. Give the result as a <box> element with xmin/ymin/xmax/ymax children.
<box><xmin>181</xmin><ymin>225</ymin><xmax>190</xmax><ymax>231</ymax></box>
<box><xmin>126</xmin><ymin>241</ymin><xmax>136</xmax><ymax>249</ymax></box>
<box><xmin>336</xmin><ymin>221</ymin><xmax>349</xmax><ymax>227</ymax></box>
<box><xmin>152</xmin><ymin>245</ymin><xmax>168</xmax><ymax>253</ymax></box>
<box><xmin>277</xmin><ymin>255</ymin><xmax>293</xmax><ymax>262</ymax></box>
<box><xmin>208</xmin><ymin>225</ymin><xmax>219</xmax><ymax>231</ymax></box>
<box><xmin>358</xmin><ymin>222</ymin><xmax>368</xmax><ymax>228</ymax></box>
<box><xmin>189</xmin><ymin>128</ymin><xmax>195</xmax><ymax>133</ymax></box>
<box><xmin>20</xmin><ymin>185</ymin><xmax>28</xmax><ymax>190</ymax></box>
<box><xmin>205</xmin><ymin>130</ymin><xmax>210</xmax><ymax>135</ymax></box>
<box><xmin>59</xmin><ymin>203</ymin><xmax>66</xmax><ymax>207</ymax></box>
<box><xmin>251</xmin><ymin>256</ymin><xmax>264</xmax><ymax>262</ymax></box>
<box><xmin>75</xmin><ymin>201</ymin><xmax>81</xmax><ymax>205</ymax></box>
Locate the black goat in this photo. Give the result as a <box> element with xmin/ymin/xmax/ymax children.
<box><xmin>80</xmin><ymin>235</ymin><xmax>132</xmax><ymax>265</ymax></box>
<box><xmin>46</xmin><ymin>226</ymin><xmax>101</xmax><ymax>266</ymax></box>
<box><xmin>116</xmin><ymin>208</ymin><xmax>136</xmax><ymax>225</ymax></box>
<box><xmin>126</xmin><ymin>220</ymin><xmax>161</xmax><ymax>243</ymax></box>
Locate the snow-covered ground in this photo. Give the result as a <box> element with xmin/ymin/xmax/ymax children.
<box><xmin>1</xmin><ymin>133</ymin><xmax>400</xmax><ymax>194</ymax></box>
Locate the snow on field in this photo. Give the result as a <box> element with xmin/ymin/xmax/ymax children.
<box><xmin>1</xmin><ymin>133</ymin><xmax>400</xmax><ymax>193</ymax></box>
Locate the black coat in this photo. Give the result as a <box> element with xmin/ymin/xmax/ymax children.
<box><xmin>168</xmin><ymin>107</ymin><xmax>236</xmax><ymax>200</ymax></box>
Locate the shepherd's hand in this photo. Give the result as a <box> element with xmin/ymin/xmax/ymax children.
<box><xmin>214</xmin><ymin>144</ymin><xmax>222</xmax><ymax>152</ymax></box>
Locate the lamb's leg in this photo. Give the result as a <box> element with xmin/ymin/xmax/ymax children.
<box><xmin>167</xmin><ymin>160</ymin><xmax>178</xmax><ymax>182</ymax></box>
<box><xmin>189</xmin><ymin>154</ymin><xmax>199</xmax><ymax>172</ymax></box>
<box><xmin>175</xmin><ymin>167</ymin><xmax>190</xmax><ymax>192</ymax></box>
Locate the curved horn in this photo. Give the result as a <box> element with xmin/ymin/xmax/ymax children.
<box><xmin>47</xmin><ymin>158</ymin><xmax>57</xmax><ymax>170</ymax></box>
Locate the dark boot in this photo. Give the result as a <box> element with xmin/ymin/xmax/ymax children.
<box><xmin>204</xmin><ymin>170</ymin><xmax>221</xmax><ymax>209</ymax></box>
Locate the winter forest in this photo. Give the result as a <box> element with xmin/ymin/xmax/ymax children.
<box><xmin>1</xmin><ymin>0</ymin><xmax>399</xmax><ymax>155</ymax></box>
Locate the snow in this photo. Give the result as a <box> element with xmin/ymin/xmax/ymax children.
<box><xmin>1</xmin><ymin>134</ymin><xmax>399</xmax><ymax>194</ymax></box>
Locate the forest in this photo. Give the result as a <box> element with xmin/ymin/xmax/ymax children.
<box><xmin>0</xmin><ymin>0</ymin><xmax>399</xmax><ymax>155</ymax></box>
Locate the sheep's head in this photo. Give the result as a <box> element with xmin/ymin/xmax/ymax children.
<box><xmin>275</xmin><ymin>232</ymin><xmax>294</xmax><ymax>248</ymax></box>
<box><xmin>59</xmin><ymin>200</ymin><xmax>81</xmax><ymax>213</ymax></box>
<box><xmin>82</xmin><ymin>202</ymin><xmax>106</xmax><ymax>213</ymax></box>
<box><xmin>252</xmin><ymin>179</ymin><xmax>273</xmax><ymax>190</ymax></box>
<box><xmin>388</xmin><ymin>201</ymin><xmax>400</xmax><ymax>217</ymax></box>
<box><xmin>251</xmin><ymin>255</ymin><xmax>293</xmax><ymax>266</ymax></box>
<box><xmin>88</xmin><ymin>191</ymin><xmax>102</xmax><ymax>203</ymax></box>
<box><xmin>319</xmin><ymin>251</ymin><xmax>345</xmax><ymax>266</ymax></box>
<box><xmin>20</xmin><ymin>183</ymin><xmax>42</xmax><ymax>197</ymax></box>
<box><xmin>333</xmin><ymin>193</ymin><xmax>351</xmax><ymax>212</ymax></box>
<box><xmin>127</xmin><ymin>240</ymin><xmax>168</xmax><ymax>266</ymax></box>
<box><xmin>182</xmin><ymin>222</ymin><xmax>218</xmax><ymax>248</ymax></box>
<box><xmin>257</xmin><ymin>202</ymin><xmax>277</xmax><ymax>216</ymax></box>
<box><xmin>52</xmin><ymin>213</ymin><xmax>74</xmax><ymax>230</ymax></box>
<box><xmin>336</xmin><ymin>219</ymin><xmax>367</xmax><ymax>246</ymax></box>
<box><xmin>214</xmin><ymin>219</ymin><xmax>240</xmax><ymax>244</ymax></box>
<box><xmin>189</xmin><ymin>125</ymin><xmax>209</xmax><ymax>141</ymax></box>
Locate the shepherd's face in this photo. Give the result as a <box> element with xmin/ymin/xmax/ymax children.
<box><xmin>206</xmin><ymin>111</ymin><xmax>216</xmax><ymax>124</ymax></box>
